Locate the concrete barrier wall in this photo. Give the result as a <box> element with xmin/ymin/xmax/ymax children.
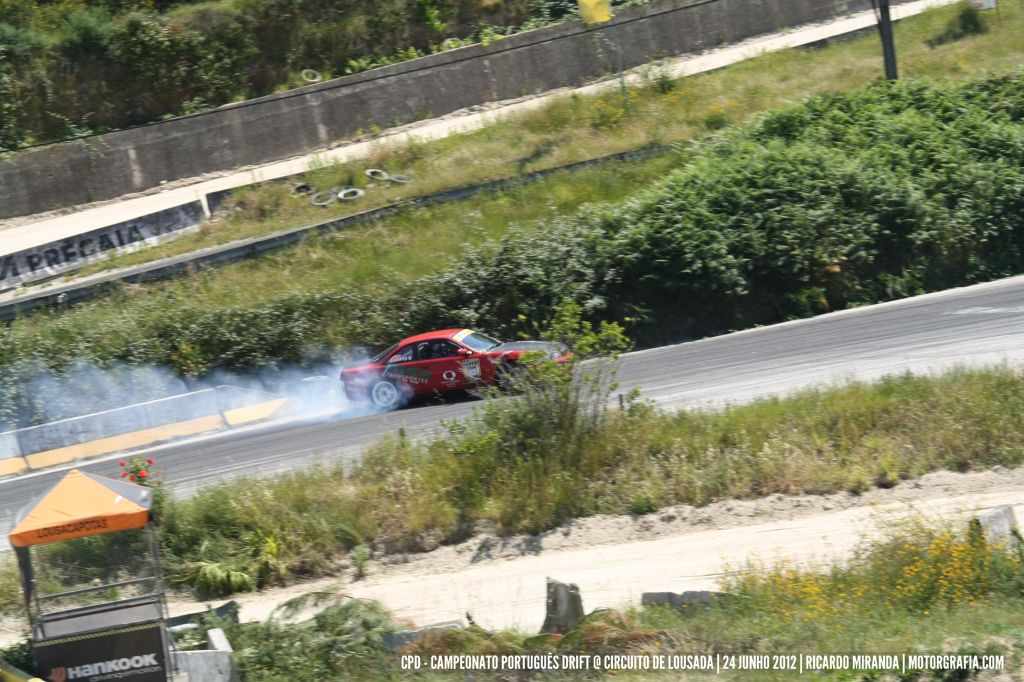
<box><xmin>15</xmin><ymin>389</ymin><xmax>224</xmax><ymax>455</ymax></box>
<box><xmin>23</xmin><ymin>414</ymin><xmax>226</xmax><ymax>470</ymax></box>
<box><xmin>0</xmin><ymin>458</ymin><xmax>27</xmax><ymax>477</ymax></box>
<box><xmin>12</xmin><ymin>385</ymin><xmax>281</xmax><ymax>456</ymax></box>
<box><xmin>0</xmin><ymin>429</ymin><xmax>27</xmax><ymax>477</ymax></box>
<box><xmin>0</xmin><ymin>431</ymin><xmax>20</xmax><ymax>459</ymax></box>
<box><xmin>223</xmin><ymin>398</ymin><xmax>289</xmax><ymax>427</ymax></box>
<box><xmin>0</xmin><ymin>385</ymin><xmax>287</xmax><ymax>467</ymax></box>
<box><xmin>0</xmin><ymin>0</ymin><xmax>893</xmax><ymax>219</ymax></box>
<box><xmin>173</xmin><ymin>627</ymin><xmax>237</xmax><ymax>682</ymax></box>
<box><xmin>175</xmin><ymin>650</ymin><xmax>234</xmax><ymax>682</ymax></box>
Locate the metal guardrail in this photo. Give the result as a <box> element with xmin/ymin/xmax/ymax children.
<box><xmin>0</xmin><ymin>145</ymin><xmax>671</xmax><ymax>321</ymax></box>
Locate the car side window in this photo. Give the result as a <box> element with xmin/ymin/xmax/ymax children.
<box><xmin>429</xmin><ymin>340</ymin><xmax>460</xmax><ymax>358</ymax></box>
<box><xmin>387</xmin><ymin>345</ymin><xmax>415</xmax><ymax>364</ymax></box>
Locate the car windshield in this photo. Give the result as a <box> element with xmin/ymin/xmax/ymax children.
<box><xmin>461</xmin><ymin>332</ymin><xmax>501</xmax><ymax>352</ymax></box>
<box><xmin>370</xmin><ymin>342</ymin><xmax>399</xmax><ymax>364</ymax></box>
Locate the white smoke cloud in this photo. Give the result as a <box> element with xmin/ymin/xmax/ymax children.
<box><xmin>6</xmin><ymin>348</ymin><xmax>387</xmax><ymax>435</ymax></box>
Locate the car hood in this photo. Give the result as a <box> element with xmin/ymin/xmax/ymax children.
<box><xmin>492</xmin><ymin>341</ymin><xmax>567</xmax><ymax>357</ymax></box>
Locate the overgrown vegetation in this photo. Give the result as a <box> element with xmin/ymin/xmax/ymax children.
<box><xmin>403</xmin><ymin>521</ymin><xmax>1024</xmax><ymax>680</ymax></box>
<box><xmin>8</xmin><ymin>360</ymin><xmax>1023</xmax><ymax>609</ymax></box>
<box><xmin>173</xmin><ymin>521</ymin><xmax>1024</xmax><ymax>680</ymax></box>
<box><xmin>4</xmin><ymin>65</ymin><xmax>1024</xmax><ymax>428</ymax></box>
<box><xmin>928</xmin><ymin>4</ymin><xmax>988</xmax><ymax>48</ymax></box>
<box><xmin>11</xmin><ymin>520</ymin><xmax>1024</xmax><ymax>679</ymax></box>
<box><xmin>65</xmin><ymin>0</ymin><xmax>1024</xmax><ymax>274</ymax></box>
<box><xmin>74</xmin><ymin>148</ymin><xmax>678</xmax><ymax>279</ymax></box>
<box><xmin>231</xmin><ymin>592</ymin><xmax>402</xmax><ymax>679</ymax></box>
<box><xmin>0</xmin><ymin>0</ymin><xmax>641</xmax><ymax>150</ymax></box>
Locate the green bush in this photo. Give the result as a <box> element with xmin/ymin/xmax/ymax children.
<box><xmin>928</xmin><ymin>4</ymin><xmax>988</xmax><ymax>47</ymax></box>
<box><xmin>232</xmin><ymin>596</ymin><xmax>398</xmax><ymax>680</ymax></box>
<box><xmin>60</xmin><ymin>7</ymin><xmax>116</xmax><ymax>58</ymax></box>
<box><xmin>400</xmin><ymin>76</ymin><xmax>1024</xmax><ymax>344</ymax></box>
<box><xmin>0</xmin><ymin>23</ymin><xmax>45</xmax><ymax>59</ymax></box>
<box><xmin>0</xmin><ymin>0</ymin><xmax>650</xmax><ymax>150</ymax></box>
<box><xmin>349</xmin><ymin>544</ymin><xmax>371</xmax><ymax>580</ymax></box>
<box><xmin>2</xmin><ymin>76</ymin><xmax>1024</xmax><ymax>428</ymax></box>
<box><xmin>0</xmin><ymin>52</ymin><xmax>26</xmax><ymax>150</ymax></box>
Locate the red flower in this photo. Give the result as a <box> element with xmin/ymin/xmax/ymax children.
<box><xmin>120</xmin><ymin>472</ymin><xmax>127</xmax><ymax>478</ymax></box>
<box><xmin>129</xmin><ymin>474</ymin><xmax>136</xmax><ymax>481</ymax></box>
<box><xmin>119</xmin><ymin>461</ymin><xmax>126</xmax><ymax>467</ymax></box>
<box><xmin>146</xmin><ymin>458</ymin><xmax>155</xmax><ymax>465</ymax></box>
<box><xmin>139</xmin><ymin>470</ymin><xmax>149</xmax><ymax>479</ymax></box>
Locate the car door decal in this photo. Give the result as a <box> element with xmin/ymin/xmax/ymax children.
<box><xmin>461</xmin><ymin>358</ymin><xmax>482</xmax><ymax>380</ymax></box>
<box><xmin>384</xmin><ymin>365</ymin><xmax>431</xmax><ymax>384</ymax></box>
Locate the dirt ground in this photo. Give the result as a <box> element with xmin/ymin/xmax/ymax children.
<box><xmin>164</xmin><ymin>465</ymin><xmax>1024</xmax><ymax>632</ymax></box>
<box><xmin>0</xmin><ymin>464</ymin><xmax>1020</xmax><ymax>646</ymax></box>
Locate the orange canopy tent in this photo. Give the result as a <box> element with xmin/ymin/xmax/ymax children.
<box><xmin>9</xmin><ymin>469</ymin><xmax>153</xmax><ymax>548</ymax></box>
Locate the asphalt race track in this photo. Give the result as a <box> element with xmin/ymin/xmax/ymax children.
<box><xmin>2</xmin><ymin>274</ymin><xmax>1023</xmax><ymax>542</ymax></box>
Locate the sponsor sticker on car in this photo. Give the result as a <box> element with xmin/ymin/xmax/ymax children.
<box><xmin>384</xmin><ymin>366</ymin><xmax>431</xmax><ymax>384</ymax></box>
<box><xmin>461</xmin><ymin>358</ymin><xmax>481</xmax><ymax>380</ymax></box>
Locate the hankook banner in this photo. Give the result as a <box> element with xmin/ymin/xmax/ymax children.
<box><xmin>0</xmin><ymin>202</ymin><xmax>203</xmax><ymax>292</ymax></box>
<box><xmin>34</xmin><ymin>622</ymin><xmax>170</xmax><ymax>682</ymax></box>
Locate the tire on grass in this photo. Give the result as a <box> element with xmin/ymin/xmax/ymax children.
<box><xmin>310</xmin><ymin>191</ymin><xmax>336</xmax><ymax>207</ymax></box>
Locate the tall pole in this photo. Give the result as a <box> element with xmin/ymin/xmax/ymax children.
<box><xmin>876</xmin><ymin>0</ymin><xmax>899</xmax><ymax>80</ymax></box>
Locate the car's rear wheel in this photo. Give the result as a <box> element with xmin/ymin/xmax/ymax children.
<box><xmin>369</xmin><ymin>379</ymin><xmax>403</xmax><ymax>410</ymax></box>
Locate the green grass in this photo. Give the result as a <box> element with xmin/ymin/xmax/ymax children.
<box><xmin>64</xmin><ymin>0</ymin><xmax>1024</xmax><ymax>278</ymax></box>
<box><xmin>4</xmin><ymin>363</ymin><xmax>1021</xmax><ymax>615</ymax></box>
<box><xmin>71</xmin><ymin>151</ymin><xmax>678</xmax><ymax>287</ymax></box>
<box><xmin>0</xmin><ymin>2</ymin><xmax>1020</xmax><ymax>415</ymax></box>
<box><xmin>5</xmin><ymin>67</ymin><xmax>1024</xmax><ymax>430</ymax></box>
<box><xmin>2</xmin><ymin>3</ymin><xmax>1020</xmax><ymax>392</ymax></box>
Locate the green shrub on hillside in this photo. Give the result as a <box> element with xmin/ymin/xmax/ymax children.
<box><xmin>385</xmin><ymin>76</ymin><xmax>1024</xmax><ymax>345</ymax></box>
<box><xmin>2</xmin><ymin>76</ymin><xmax>1024</xmax><ymax>428</ymax></box>
<box><xmin>0</xmin><ymin>0</ymin><xmax>647</xmax><ymax>150</ymax></box>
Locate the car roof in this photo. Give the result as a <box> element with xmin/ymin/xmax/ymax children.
<box><xmin>397</xmin><ymin>329</ymin><xmax>468</xmax><ymax>345</ymax></box>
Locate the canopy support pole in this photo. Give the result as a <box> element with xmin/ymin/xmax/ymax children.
<box><xmin>14</xmin><ymin>547</ymin><xmax>37</xmax><ymax>636</ymax></box>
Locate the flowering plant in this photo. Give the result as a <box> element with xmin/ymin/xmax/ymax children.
<box><xmin>118</xmin><ymin>456</ymin><xmax>157</xmax><ymax>486</ymax></box>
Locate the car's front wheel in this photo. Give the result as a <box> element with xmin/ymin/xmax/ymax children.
<box><xmin>368</xmin><ymin>379</ymin><xmax>403</xmax><ymax>410</ymax></box>
<box><xmin>494</xmin><ymin>361</ymin><xmax>524</xmax><ymax>392</ymax></box>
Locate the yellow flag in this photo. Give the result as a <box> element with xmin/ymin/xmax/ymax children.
<box><xmin>578</xmin><ymin>0</ymin><xmax>613</xmax><ymax>24</ymax></box>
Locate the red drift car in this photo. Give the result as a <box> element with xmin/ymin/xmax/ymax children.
<box><xmin>340</xmin><ymin>328</ymin><xmax>571</xmax><ymax>409</ymax></box>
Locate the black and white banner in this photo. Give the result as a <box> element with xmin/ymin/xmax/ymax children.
<box><xmin>34</xmin><ymin>622</ymin><xmax>170</xmax><ymax>682</ymax></box>
<box><xmin>0</xmin><ymin>202</ymin><xmax>203</xmax><ymax>292</ymax></box>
